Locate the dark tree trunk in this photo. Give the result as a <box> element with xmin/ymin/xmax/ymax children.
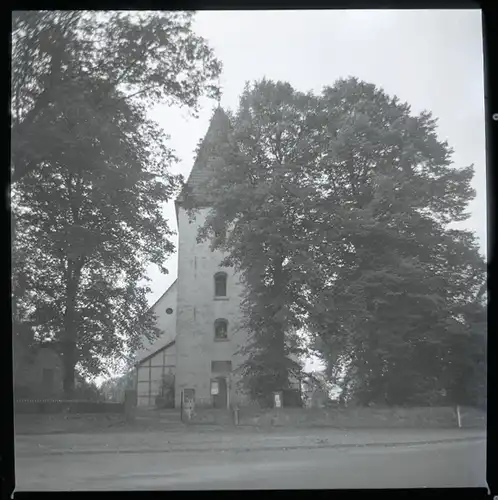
<box><xmin>62</xmin><ymin>258</ymin><xmax>82</xmax><ymax>400</ymax></box>
<box><xmin>271</xmin><ymin>253</ymin><xmax>289</xmax><ymax>390</ymax></box>
<box><xmin>62</xmin><ymin>340</ymin><xmax>77</xmax><ymax>399</ymax></box>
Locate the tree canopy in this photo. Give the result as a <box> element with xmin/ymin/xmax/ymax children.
<box><xmin>11</xmin><ymin>10</ymin><xmax>222</xmax><ymax>397</ymax></box>
<box><xmin>188</xmin><ymin>77</ymin><xmax>486</xmax><ymax>407</ymax></box>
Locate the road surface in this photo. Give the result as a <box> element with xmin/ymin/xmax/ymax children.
<box><xmin>15</xmin><ymin>439</ymin><xmax>486</xmax><ymax>490</ymax></box>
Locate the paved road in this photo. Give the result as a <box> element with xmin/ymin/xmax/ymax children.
<box><xmin>15</xmin><ymin>439</ymin><xmax>486</xmax><ymax>490</ymax></box>
<box><xmin>14</xmin><ymin>428</ymin><xmax>486</xmax><ymax>455</ymax></box>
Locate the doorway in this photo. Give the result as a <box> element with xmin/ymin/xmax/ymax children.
<box><xmin>212</xmin><ymin>376</ymin><xmax>228</xmax><ymax>409</ymax></box>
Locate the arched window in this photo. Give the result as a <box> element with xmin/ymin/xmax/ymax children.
<box><xmin>214</xmin><ymin>272</ymin><xmax>227</xmax><ymax>297</ymax></box>
<box><xmin>214</xmin><ymin>319</ymin><xmax>228</xmax><ymax>340</ymax></box>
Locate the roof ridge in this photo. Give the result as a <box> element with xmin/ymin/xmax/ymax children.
<box><xmin>135</xmin><ymin>339</ymin><xmax>176</xmax><ymax>366</ymax></box>
<box><xmin>148</xmin><ymin>278</ymin><xmax>177</xmax><ymax>312</ymax></box>
<box><xmin>179</xmin><ymin>107</ymin><xmax>232</xmax><ymax>204</ymax></box>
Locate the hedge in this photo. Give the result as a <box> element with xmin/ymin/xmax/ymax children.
<box><xmin>15</xmin><ymin>399</ymin><xmax>125</xmax><ymax>414</ymax></box>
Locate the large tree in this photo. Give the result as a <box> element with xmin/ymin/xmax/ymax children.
<box><xmin>11</xmin><ymin>10</ymin><xmax>222</xmax><ymax>397</ymax></box>
<box><xmin>11</xmin><ymin>11</ymin><xmax>221</xmax><ymax>183</ymax></box>
<box><xmin>188</xmin><ymin>77</ymin><xmax>486</xmax><ymax>407</ymax></box>
<box><xmin>185</xmin><ymin>80</ymin><xmax>329</xmax><ymax>405</ymax></box>
<box><xmin>306</xmin><ymin>78</ymin><xmax>486</xmax><ymax>407</ymax></box>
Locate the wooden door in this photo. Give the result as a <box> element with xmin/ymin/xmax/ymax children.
<box><xmin>213</xmin><ymin>377</ymin><xmax>228</xmax><ymax>409</ymax></box>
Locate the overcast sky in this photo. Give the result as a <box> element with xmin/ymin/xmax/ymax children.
<box><xmin>147</xmin><ymin>9</ymin><xmax>486</xmax><ymax>307</ymax></box>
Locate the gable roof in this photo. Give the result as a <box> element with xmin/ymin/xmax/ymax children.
<box><xmin>177</xmin><ymin>106</ymin><xmax>232</xmax><ymax>208</ymax></box>
<box><xmin>135</xmin><ymin>340</ymin><xmax>175</xmax><ymax>367</ymax></box>
<box><xmin>148</xmin><ymin>279</ymin><xmax>177</xmax><ymax>313</ymax></box>
<box><xmin>134</xmin><ymin>279</ymin><xmax>177</xmax><ymax>365</ymax></box>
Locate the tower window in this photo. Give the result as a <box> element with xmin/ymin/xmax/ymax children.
<box><xmin>211</xmin><ymin>360</ymin><xmax>232</xmax><ymax>373</ymax></box>
<box><xmin>214</xmin><ymin>272</ymin><xmax>227</xmax><ymax>297</ymax></box>
<box><xmin>214</xmin><ymin>318</ymin><xmax>228</xmax><ymax>340</ymax></box>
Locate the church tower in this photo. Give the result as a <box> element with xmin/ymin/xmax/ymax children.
<box><xmin>174</xmin><ymin>108</ymin><xmax>247</xmax><ymax>409</ymax></box>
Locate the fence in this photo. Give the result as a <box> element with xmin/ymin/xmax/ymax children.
<box><xmin>180</xmin><ymin>404</ymin><xmax>487</xmax><ymax>429</ymax></box>
<box><xmin>15</xmin><ymin>399</ymin><xmax>125</xmax><ymax>415</ymax></box>
<box><xmin>234</xmin><ymin>405</ymin><xmax>486</xmax><ymax>429</ymax></box>
<box><xmin>457</xmin><ymin>405</ymin><xmax>487</xmax><ymax>429</ymax></box>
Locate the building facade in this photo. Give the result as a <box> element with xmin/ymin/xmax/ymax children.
<box><xmin>134</xmin><ymin>280</ymin><xmax>177</xmax><ymax>407</ymax></box>
<box><xmin>134</xmin><ymin>108</ymin><xmax>251</xmax><ymax>409</ymax></box>
<box><xmin>172</xmin><ymin>107</ymin><xmax>253</xmax><ymax>409</ymax></box>
<box><xmin>136</xmin><ymin>341</ymin><xmax>176</xmax><ymax>408</ymax></box>
<box><xmin>14</xmin><ymin>342</ymin><xmax>64</xmax><ymax>399</ymax></box>
<box><xmin>174</xmin><ymin>206</ymin><xmax>247</xmax><ymax>408</ymax></box>
<box><xmin>135</xmin><ymin>107</ymin><xmax>305</xmax><ymax>409</ymax></box>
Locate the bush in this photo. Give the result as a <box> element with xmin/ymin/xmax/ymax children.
<box><xmin>14</xmin><ymin>385</ymin><xmax>32</xmax><ymax>399</ymax></box>
<box><xmin>283</xmin><ymin>389</ymin><xmax>303</xmax><ymax>408</ymax></box>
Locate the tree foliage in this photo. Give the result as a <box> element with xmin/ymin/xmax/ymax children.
<box><xmin>74</xmin><ymin>373</ymin><xmax>105</xmax><ymax>401</ymax></box>
<box><xmin>11</xmin><ymin>10</ymin><xmax>221</xmax><ymax>182</ymax></box>
<box><xmin>186</xmin><ymin>81</ymin><xmax>328</xmax><ymax>405</ymax></box>
<box><xmin>11</xmin><ymin>10</ymin><xmax>222</xmax><ymax>397</ymax></box>
<box><xmin>307</xmin><ymin>78</ymin><xmax>486</xmax><ymax>407</ymax></box>
<box><xmin>188</xmin><ymin>77</ymin><xmax>486</xmax><ymax>407</ymax></box>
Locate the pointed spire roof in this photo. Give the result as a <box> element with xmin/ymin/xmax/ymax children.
<box><xmin>178</xmin><ymin>106</ymin><xmax>231</xmax><ymax>206</ymax></box>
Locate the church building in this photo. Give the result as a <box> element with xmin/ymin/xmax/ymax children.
<box><xmin>134</xmin><ymin>108</ymin><xmax>249</xmax><ymax>409</ymax></box>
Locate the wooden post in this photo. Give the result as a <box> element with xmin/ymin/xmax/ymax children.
<box><xmin>456</xmin><ymin>405</ymin><xmax>462</xmax><ymax>428</ymax></box>
<box><xmin>226</xmin><ymin>376</ymin><xmax>230</xmax><ymax>410</ymax></box>
<box><xmin>180</xmin><ymin>390</ymin><xmax>183</xmax><ymax>422</ymax></box>
<box><xmin>148</xmin><ymin>360</ymin><xmax>152</xmax><ymax>407</ymax></box>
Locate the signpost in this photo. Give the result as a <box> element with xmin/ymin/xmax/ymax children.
<box><xmin>211</xmin><ymin>380</ymin><xmax>219</xmax><ymax>396</ymax></box>
<box><xmin>273</xmin><ymin>391</ymin><xmax>283</xmax><ymax>409</ymax></box>
<box><xmin>182</xmin><ymin>389</ymin><xmax>195</xmax><ymax>422</ymax></box>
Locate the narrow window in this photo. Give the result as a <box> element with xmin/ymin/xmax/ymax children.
<box><xmin>214</xmin><ymin>318</ymin><xmax>228</xmax><ymax>340</ymax></box>
<box><xmin>214</xmin><ymin>272</ymin><xmax>227</xmax><ymax>297</ymax></box>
